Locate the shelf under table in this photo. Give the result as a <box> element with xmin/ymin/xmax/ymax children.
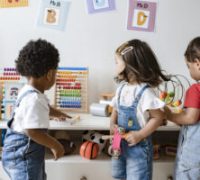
<box><xmin>0</xmin><ymin>113</ymin><xmax>180</xmax><ymax>131</ymax></box>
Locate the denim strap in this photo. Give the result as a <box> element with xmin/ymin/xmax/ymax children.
<box><xmin>117</xmin><ymin>84</ymin><xmax>149</xmax><ymax>108</ymax></box>
<box><xmin>117</xmin><ymin>83</ymin><xmax>126</xmax><ymax>106</ymax></box>
<box><xmin>132</xmin><ymin>85</ymin><xmax>149</xmax><ymax>106</ymax></box>
<box><xmin>8</xmin><ymin>89</ymin><xmax>38</xmax><ymax>128</ymax></box>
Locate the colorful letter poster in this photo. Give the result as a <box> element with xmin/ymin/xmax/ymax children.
<box><xmin>86</xmin><ymin>0</ymin><xmax>115</xmax><ymax>14</ymax></box>
<box><xmin>127</xmin><ymin>0</ymin><xmax>157</xmax><ymax>32</ymax></box>
<box><xmin>0</xmin><ymin>0</ymin><xmax>28</xmax><ymax>8</ymax></box>
<box><xmin>37</xmin><ymin>0</ymin><xmax>70</xmax><ymax>31</ymax></box>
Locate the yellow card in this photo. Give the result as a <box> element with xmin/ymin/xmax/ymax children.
<box><xmin>0</xmin><ymin>0</ymin><xmax>28</xmax><ymax>8</ymax></box>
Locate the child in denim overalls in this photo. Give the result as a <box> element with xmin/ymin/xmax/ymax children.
<box><xmin>110</xmin><ymin>39</ymin><xmax>169</xmax><ymax>180</ymax></box>
<box><xmin>2</xmin><ymin>39</ymin><xmax>71</xmax><ymax>180</ymax></box>
<box><xmin>165</xmin><ymin>37</ymin><xmax>200</xmax><ymax>180</ymax></box>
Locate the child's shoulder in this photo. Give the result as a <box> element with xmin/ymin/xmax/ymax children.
<box><xmin>115</xmin><ymin>81</ymin><xmax>127</xmax><ymax>92</ymax></box>
<box><xmin>188</xmin><ymin>83</ymin><xmax>200</xmax><ymax>92</ymax></box>
<box><xmin>140</xmin><ymin>84</ymin><xmax>157</xmax><ymax>98</ymax></box>
<box><xmin>115</xmin><ymin>82</ymin><xmax>155</xmax><ymax>97</ymax></box>
<box><xmin>19</xmin><ymin>85</ymin><xmax>48</xmax><ymax>105</ymax></box>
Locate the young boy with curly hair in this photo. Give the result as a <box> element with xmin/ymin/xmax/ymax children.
<box><xmin>2</xmin><ymin>39</ymin><xmax>71</xmax><ymax>180</ymax></box>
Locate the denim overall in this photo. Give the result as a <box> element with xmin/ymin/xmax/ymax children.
<box><xmin>2</xmin><ymin>90</ymin><xmax>47</xmax><ymax>180</ymax></box>
<box><xmin>174</xmin><ymin>122</ymin><xmax>200</xmax><ymax>180</ymax></box>
<box><xmin>112</xmin><ymin>84</ymin><xmax>153</xmax><ymax>180</ymax></box>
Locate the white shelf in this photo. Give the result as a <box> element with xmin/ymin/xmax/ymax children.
<box><xmin>45</xmin><ymin>153</ymin><xmax>175</xmax><ymax>163</ymax></box>
<box><xmin>0</xmin><ymin>114</ymin><xmax>179</xmax><ymax>131</ymax></box>
<box><xmin>45</xmin><ymin>153</ymin><xmax>110</xmax><ymax>164</ymax></box>
<box><xmin>45</xmin><ymin>152</ymin><xmax>175</xmax><ymax>164</ymax></box>
<box><xmin>0</xmin><ymin>150</ymin><xmax>175</xmax><ymax>164</ymax></box>
<box><xmin>49</xmin><ymin>113</ymin><xmax>110</xmax><ymax>130</ymax></box>
<box><xmin>0</xmin><ymin>113</ymin><xmax>110</xmax><ymax>130</ymax></box>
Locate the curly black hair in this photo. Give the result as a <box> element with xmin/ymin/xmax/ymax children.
<box><xmin>15</xmin><ymin>39</ymin><xmax>59</xmax><ymax>78</ymax></box>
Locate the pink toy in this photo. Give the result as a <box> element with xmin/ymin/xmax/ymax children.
<box><xmin>102</xmin><ymin>127</ymin><xmax>126</xmax><ymax>159</ymax></box>
<box><xmin>112</xmin><ymin>128</ymin><xmax>122</xmax><ymax>157</ymax></box>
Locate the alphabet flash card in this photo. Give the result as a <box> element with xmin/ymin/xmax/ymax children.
<box><xmin>0</xmin><ymin>0</ymin><xmax>28</xmax><ymax>8</ymax></box>
<box><xmin>127</xmin><ymin>0</ymin><xmax>157</xmax><ymax>32</ymax></box>
<box><xmin>86</xmin><ymin>0</ymin><xmax>115</xmax><ymax>14</ymax></box>
<box><xmin>37</xmin><ymin>0</ymin><xmax>70</xmax><ymax>31</ymax></box>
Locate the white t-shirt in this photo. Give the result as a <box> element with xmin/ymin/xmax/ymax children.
<box><xmin>11</xmin><ymin>84</ymin><xmax>50</xmax><ymax>133</ymax></box>
<box><xmin>111</xmin><ymin>82</ymin><xmax>165</xmax><ymax>128</ymax></box>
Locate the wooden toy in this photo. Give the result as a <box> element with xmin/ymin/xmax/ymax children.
<box><xmin>158</xmin><ymin>74</ymin><xmax>190</xmax><ymax>113</ymax></box>
<box><xmin>67</xmin><ymin>115</ymin><xmax>80</xmax><ymax>125</ymax></box>
<box><xmin>99</xmin><ymin>92</ymin><xmax>114</xmax><ymax>114</ymax></box>
<box><xmin>55</xmin><ymin>67</ymin><xmax>88</xmax><ymax>113</ymax></box>
<box><xmin>80</xmin><ymin>141</ymin><xmax>99</xmax><ymax>159</ymax></box>
<box><xmin>100</xmin><ymin>93</ymin><xmax>114</xmax><ymax>100</ymax></box>
<box><xmin>0</xmin><ymin>68</ymin><xmax>25</xmax><ymax>120</ymax></box>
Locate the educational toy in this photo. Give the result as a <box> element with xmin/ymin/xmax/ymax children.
<box><xmin>0</xmin><ymin>68</ymin><xmax>25</xmax><ymax>120</ymax></box>
<box><xmin>55</xmin><ymin>67</ymin><xmax>88</xmax><ymax>113</ymax></box>
<box><xmin>158</xmin><ymin>74</ymin><xmax>191</xmax><ymax>113</ymax></box>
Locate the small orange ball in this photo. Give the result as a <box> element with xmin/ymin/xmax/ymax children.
<box><xmin>80</xmin><ymin>141</ymin><xmax>99</xmax><ymax>159</ymax></box>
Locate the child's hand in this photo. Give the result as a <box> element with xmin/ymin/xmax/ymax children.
<box><xmin>53</xmin><ymin>113</ymin><xmax>72</xmax><ymax>121</ymax></box>
<box><xmin>49</xmin><ymin>106</ymin><xmax>72</xmax><ymax>121</ymax></box>
<box><xmin>124</xmin><ymin>131</ymin><xmax>143</xmax><ymax>146</ymax></box>
<box><xmin>50</xmin><ymin>141</ymin><xmax>65</xmax><ymax>160</ymax></box>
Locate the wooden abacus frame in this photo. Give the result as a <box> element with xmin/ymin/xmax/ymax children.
<box><xmin>0</xmin><ymin>68</ymin><xmax>25</xmax><ymax>120</ymax></box>
<box><xmin>54</xmin><ymin>67</ymin><xmax>89</xmax><ymax>113</ymax></box>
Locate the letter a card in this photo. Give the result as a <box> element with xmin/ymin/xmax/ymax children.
<box><xmin>127</xmin><ymin>0</ymin><xmax>157</xmax><ymax>32</ymax></box>
<box><xmin>37</xmin><ymin>0</ymin><xmax>70</xmax><ymax>31</ymax></box>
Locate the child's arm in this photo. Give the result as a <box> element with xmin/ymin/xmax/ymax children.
<box><xmin>25</xmin><ymin>129</ymin><xmax>65</xmax><ymax>160</ymax></box>
<box><xmin>165</xmin><ymin>106</ymin><xmax>200</xmax><ymax>125</ymax></box>
<box><xmin>110</xmin><ymin>108</ymin><xmax>118</xmax><ymax>135</ymax></box>
<box><xmin>125</xmin><ymin>109</ymin><xmax>164</xmax><ymax>146</ymax></box>
<box><xmin>49</xmin><ymin>106</ymin><xmax>71</xmax><ymax>119</ymax></box>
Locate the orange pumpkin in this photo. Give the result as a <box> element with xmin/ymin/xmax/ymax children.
<box><xmin>80</xmin><ymin>141</ymin><xmax>99</xmax><ymax>159</ymax></box>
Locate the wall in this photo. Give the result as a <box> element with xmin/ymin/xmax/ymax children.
<box><xmin>0</xmin><ymin>0</ymin><xmax>199</xmax><ymax>105</ymax></box>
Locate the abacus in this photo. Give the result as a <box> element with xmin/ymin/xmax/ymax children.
<box><xmin>55</xmin><ymin>67</ymin><xmax>88</xmax><ymax>113</ymax></box>
<box><xmin>0</xmin><ymin>68</ymin><xmax>25</xmax><ymax>120</ymax></box>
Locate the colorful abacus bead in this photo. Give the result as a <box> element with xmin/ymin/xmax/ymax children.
<box><xmin>159</xmin><ymin>91</ymin><xmax>167</xmax><ymax>100</ymax></box>
<box><xmin>172</xmin><ymin>100</ymin><xmax>182</xmax><ymax>107</ymax></box>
